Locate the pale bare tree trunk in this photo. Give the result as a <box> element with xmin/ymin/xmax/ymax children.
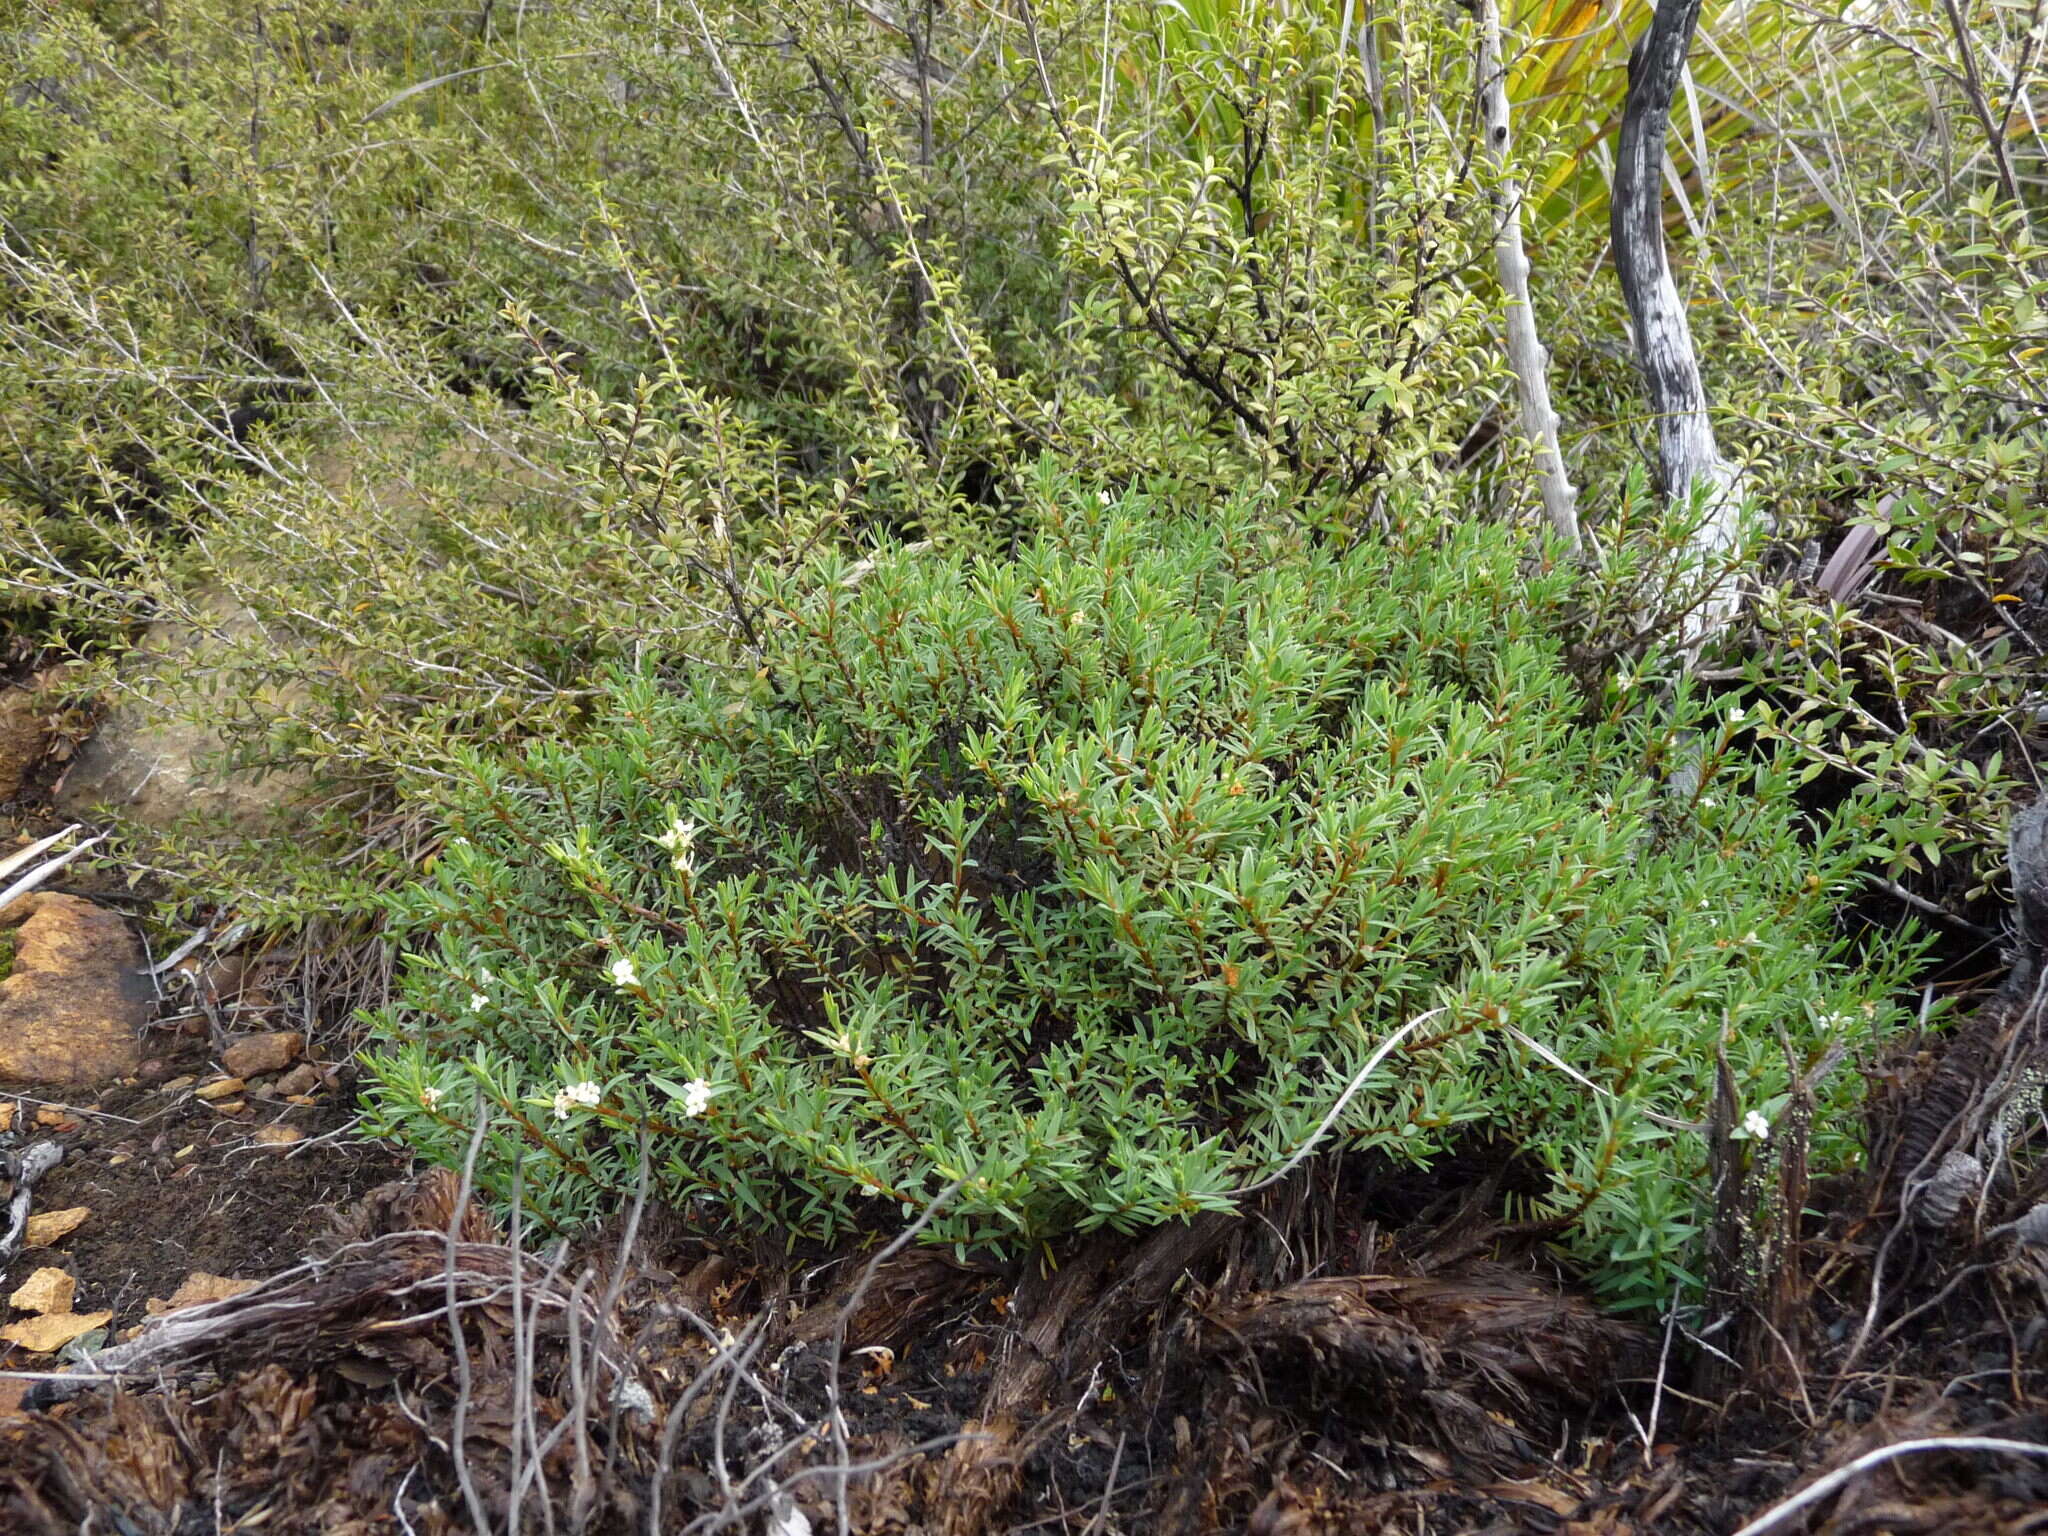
<box><xmin>1474</xmin><ymin>0</ymin><xmax>1579</xmax><ymax>555</ymax></box>
<box><xmin>1613</xmin><ymin>0</ymin><xmax>1748</xmax><ymax>656</ymax></box>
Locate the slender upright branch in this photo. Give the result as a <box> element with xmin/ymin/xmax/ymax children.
<box><xmin>1474</xmin><ymin>0</ymin><xmax>1579</xmax><ymax>555</ymax></box>
<box><xmin>1935</xmin><ymin>0</ymin><xmax>2032</xmax><ymax>237</ymax></box>
<box><xmin>1613</xmin><ymin>0</ymin><xmax>1748</xmax><ymax>655</ymax></box>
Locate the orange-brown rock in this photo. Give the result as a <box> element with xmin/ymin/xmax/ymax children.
<box><xmin>221</xmin><ymin>1031</ymin><xmax>303</xmax><ymax>1078</ymax></box>
<box><xmin>8</xmin><ymin>1266</ymin><xmax>77</xmax><ymax>1316</ymax></box>
<box><xmin>24</xmin><ymin>1207</ymin><xmax>89</xmax><ymax>1247</ymax></box>
<box><xmin>0</xmin><ymin>1308</ymin><xmax>111</xmax><ymax>1353</ymax></box>
<box><xmin>0</xmin><ymin>894</ymin><xmax>150</xmax><ymax>1086</ymax></box>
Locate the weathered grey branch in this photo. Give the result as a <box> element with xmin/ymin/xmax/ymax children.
<box><xmin>0</xmin><ymin>1140</ymin><xmax>64</xmax><ymax>1272</ymax></box>
<box><xmin>1613</xmin><ymin>0</ymin><xmax>1747</xmax><ymax>655</ymax></box>
<box><xmin>2010</xmin><ymin>801</ymin><xmax>2048</xmax><ymax>963</ymax></box>
<box><xmin>1475</xmin><ymin>0</ymin><xmax>1578</xmax><ymax>554</ymax></box>
<box><xmin>1933</xmin><ymin>0</ymin><xmax>2033</xmax><ymax>237</ymax></box>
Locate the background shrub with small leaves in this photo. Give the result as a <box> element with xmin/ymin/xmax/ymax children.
<box><xmin>9</xmin><ymin>0</ymin><xmax>2036</xmax><ymax>931</ymax></box>
<box><xmin>363</xmin><ymin>475</ymin><xmax>1917</xmax><ymax>1309</ymax></box>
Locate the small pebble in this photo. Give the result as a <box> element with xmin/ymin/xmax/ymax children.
<box><xmin>222</xmin><ymin>1032</ymin><xmax>305</xmax><ymax>1078</ymax></box>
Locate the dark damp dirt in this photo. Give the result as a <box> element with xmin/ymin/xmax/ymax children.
<box><xmin>1</xmin><ymin>900</ymin><xmax>405</xmax><ymax>1342</ymax></box>
<box><xmin>11</xmin><ymin>1055</ymin><xmax>402</xmax><ymax>1330</ymax></box>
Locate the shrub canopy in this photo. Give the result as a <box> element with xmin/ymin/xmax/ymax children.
<box><xmin>364</xmin><ymin>477</ymin><xmax>1912</xmax><ymax>1306</ymax></box>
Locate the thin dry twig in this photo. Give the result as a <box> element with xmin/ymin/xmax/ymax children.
<box><xmin>825</xmin><ymin>1178</ymin><xmax>966</xmax><ymax>1536</ymax></box>
<box><xmin>1730</xmin><ymin>1436</ymin><xmax>2048</xmax><ymax>1536</ymax></box>
<box><xmin>1235</xmin><ymin>1008</ymin><xmax>1445</xmax><ymax>1195</ymax></box>
<box><xmin>649</xmin><ymin>1310</ymin><xmax>770</xmax><ymax>1536</ymax></box>
<box><xmin>445</xmin><ymin>1103</ymin><xmax>496</xmax><ymax>1535</ymax></box>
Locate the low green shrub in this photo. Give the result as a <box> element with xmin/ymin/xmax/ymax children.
<box><xmin>363</xmin><ymin>477</ymin><xmax>1914</xmax><ymax>1307</ymax></box>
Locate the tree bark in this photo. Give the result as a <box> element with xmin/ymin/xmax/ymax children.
<box><xmin>1613</xmin><ymin>0</ymin><xmax>1746</xmax><ymax>655</ymax></box>
<box><xmin>1475</xmin><ymin>0</ymin><xmax>1579</xmax><ymax>555</ymax></box>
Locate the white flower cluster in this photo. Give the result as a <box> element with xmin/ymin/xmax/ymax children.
<box><xmin>1742</xmin><ymin>1110</ymin><xmax>1771</xmax><ymax>1140</ymax></box>
<box><xmin>610</xmin><ymin>955</ymin><xmax>641</xmax><ymax>991</ymax></box>
<box><xmin>653</xmin><ymin>816</ymin><xmax>699</xmax><ymax>876</ymax></box>
<box><xmin>554</xmin><ymin>1080</ymin><xmax>603</xmax><ymax>1119</ymax></box>
<box><xmin>680</xmin><ymin>1078</ymin><xmax>714</xmax><ymax>1118</ymax></box>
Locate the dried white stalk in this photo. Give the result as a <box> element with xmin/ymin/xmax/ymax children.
<box><xmin>1474</xmin><ymin>0</ymin><xmax>1579</xmax><ymax>555</ymax></box>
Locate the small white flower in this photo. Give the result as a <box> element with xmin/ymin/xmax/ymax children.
<box><xmin>554</xmin><ymin>1080</ymin><xmax>603</xmax><ymax>1119</ymax></box>
<box><xmin>1700</xmin><ymin>796</ymin><xmax>1718</xmax><ymax>809</ymax></box>
<box><xmin>477</xmin><ymin>967</ymin><xmax>494</xmax><ymax>984</ymax></box>
<box><xmin>681</xmin><ymin>1078</ymin><xmax>714</xmax><ymax>1117</ymax></box>
<box><xmin>469</xmin><ymin>992</ymin><xmax>489</xmax><ymax>1014</ymax></box>
<box><xmin>654</xmin><ymin>816</ymin><xmax>699</xmax><ymax>874</ymax></box>
<box><xmin>1742</xmin><ymin>1110</ymin><xmax>1771</xmax><ymax>1140</ymax></box>
<box><xmin>1727</xmin><ymin>706</ymin><xmax>1746</xmax><ymax>724</ymax></box>
<box><xmin>421</xmin><ymin>1085</ymin><xmax>443</xmax><ymax>1109</ymax></box>
<box><xmin>610</xmin><ymin>955</ymin><xmax>641</xmax><ymax>991</ymax></box>
<box><xmin>1740</xmin><ymin>930</ymin><xmax>1760</xmax><ymax>946</ymax></box>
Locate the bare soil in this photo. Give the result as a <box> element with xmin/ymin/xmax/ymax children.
<box><xmin>13</xmin><ymin>1051</ymin><xmax>401</xmax><ymax>1328</ymax></box>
